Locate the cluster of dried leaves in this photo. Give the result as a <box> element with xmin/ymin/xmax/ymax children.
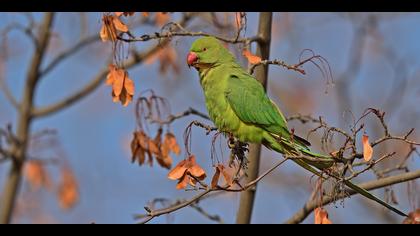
<box><xmin>24</xmin><ymin>161</ymin><xmax>79</xmax><ymax>210</ymax></box>
<box><xmin>100</xmin><ymin>12</ymin><xmax>136</xmax><ymax>107</ymax></box>
<box><xmin>210</xmin><ymin>164</ymin><xmax>233</xmax><ymax>189</ymax></box>
<box><xmin>100</xmin><ymin>13</ymin><xmax>132</xmax><ymax>42</ymax></box>
<box><xmin>168</xmin><ymin>155</ymin><xmax>206</xmax><ymax>189</ymax></box>
<box><xmin>106</xmin><ymin>64</ymin><xmax>135</xmax><ymax>106</ymax></box>
<box><xmin>130</xmin><ymin>91</ymin><xmax>239</xmax><ymax>190</ymax></box>
<box><xmin>131</xmin><ymin>129</ymin><xmax>181</xmax><ymax>169</ymax></box>
<box><xmin>100</xmin><ymin>12</ymin><xmax>181</xmax><ymax>107</ymax></box>
<box><xmin>167</xmin><ymin>157</ymin><xmax>234</xmax><ymax>190</ymax></box>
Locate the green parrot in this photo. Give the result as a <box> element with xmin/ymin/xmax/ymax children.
<box><xmin>186</xmin><ymin>36</ymin><xmax>407</xmax><ymax>217</ymax></box>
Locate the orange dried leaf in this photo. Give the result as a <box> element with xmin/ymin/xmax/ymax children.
<box><xmin>135</xmin><ymin>131</ymin><xmax>149</xmax><ymax>149</ymax></box>
<box><xmin>24</xmin><ymin>160</ymin><xmax>51</xmax><ymax>190</ymax></box>
<box><xmin>242</xmin><ymin>49</ymin><xmax>262</xmax><ymax>64</ymax></box>
<box><xmin>142</xmin><ymin>12</ymin><xmax>149</xmax><ymax>17</ymax></box>
<box><xmin>168</xmin><ymin>155</ymin><xmax>207</xmax><ymax>189</ymax></box>
<box><xmin>112</xmin><ymin>16</ymin><xmax>128</xmax><ymax>32</ymax></box>
<box><xmin>168</xmin><ymin>159</ymin><xmax>188</xmax><ymax>180</ymax></box>
<box><xmin>146</xmin><ymin>149</ymin><xmax>154</xmax><ymax>166</ymax></box>
<box><xmin>211</xmin><ymin>166</ymin><xmax>221</xmax><ymax>188</ymax></box>
<box><xmin>100</xmin><ymin>24</ymin><xmax>110</xmax><ymax>42</ymax></box>
<box><xmin>148</xmin><ymin>140</ymin><xmax>160</xmax><ymax>155</ymax></box>
<box><xmin>130</xmin><ymin>132</ymin><xmax>139</xmax><ymax>162</ymax></box>
<box><xmin>106</xmin><ymin>64</ymin><xmax>117</xmax><ymax>85</ymax></box>
<box><xmin>219</xmin><ymin>164</ymin><xmax>233</xmax><ymax>186</ymax></box>
<box><xmin>120</xmin><ymin>91</ymin><xmax>133</xmax><ymax>107</ymax></box>
<box><xmin>187</xmin><ymin>155</ymin><xmax>206</xmax><ymax>179</ymax></box>
<box><xmin>115</xmin><ymin>12</ymin><xmax>124</xmax><ymax>17</ymax></box>
<box><xmin>112</xmin><ymin>70</ymin><xmax>125</xmax><ymax>97</ymax></box>
<box><xmin>314</xmin><ymin>207</ymin><xmax>332</xmax><ymax>224</ymax></box>
<box><xmin>135</xmin><ymin>148</ymin><xmax>146</xmax><ymax>165</ymax></box>
<box><xmin>176</xmin><ymin>173</ymin><xmax>189</xmax><ymax>190</ymax></box>
<box><xmin>100</xmin><ymin>15</ymin><xmax>118</xmax><ymax>42</ymax></box>
<box><xmin>124</xmin><ymin>76</ymin><xmax>135</xmax><ymax>95</ymax></box>
<box><xmin>362</xmin><ymin>134</ymin><xmax>373</xmax><ymax>161</ymax></box>
<box><xmin>131</xmin><ymin>132</ymin><xmax>146</xmax><ymax>165</ymax></box>
<box><xmin>164</xmin><ymin>132</ymin><xmax>181</xmax><ymax>156</ymax></box>
<box><xmin>161</xmin><ymin>143</ymin><xmax>170</xmax><ymax>158</ymax></box>
<box><xmin>57</xmin><ymin>168</ymin><xmax>79</xmax><ymax>210</ymax></box>
<box><xmin>106</xmin><ymin>65</ymin><xmax>135</xmax><ymax>107</ymax></box>
<box><xmin>156</xmin><ymin>152</ymin><xmax>173</xmax><ymax>169</ymax></box>
<box><xmin>402</xmin><ymin>209</ymin><xmax>420</xmax><ymax>224</ymax></box>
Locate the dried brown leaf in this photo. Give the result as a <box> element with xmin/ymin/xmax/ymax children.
<box><xmin>57</xmin><ymin>168</ymin><xmax>79</xmax><ymax>210</ymax></box>
<box><xmin>211</xmin><ymin>166</ymin><xmax>221</xmax><ymax>188</ymax></box>
<box><xmin>24</xmin><ymin>160</ymin><xmax>51</xmax><ymax>190</ymax></box>
<box><xmin>243</xmin><ymin>49</ymin><xmax>262</xmax><ymax>64</ymax></box>
<box><xmin>112</xmin><ymin>16</ymin><xmax>128</xmax><ymax>32</ymax></box>
<box><xmin>402</xmin><ymin>209</ymin><xmax>420</xmax><ymax>224</ymax></box>
<box><xmin>168</xmin><ymin>159</ymin><xmax>188</xmax><ymax>180</ymax></box>
<box><xmin>314</xmin><ymin>207</ymin><xmax>332</xmax><ymax>224</ymax></box>
<box><xmin>187</xmin><ymin>155</ymin><xmax>206</xmax><ymax>179</ymax></box>
<box><xmin>362</xmin><ymin>134</ymin><xmax>373</xmax><ymax>161</ymax></box>
<box><xmin>176</xmin><ymin>173</ymin><xmax>189</xmax><ymax>190</ymax></box>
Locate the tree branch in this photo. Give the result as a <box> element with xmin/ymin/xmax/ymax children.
<box><xmin>31</xmin><ymin>15</ymin><xmax>194</xmax><ymax>119</ymax></box>
<box><xmin>0</xmin><ymin>76</ymin><xmax>19</xmax><ymax>109</ymax></box>
<box><xmin>0</xmin><ymin>12</ymin><xmax>55</xmax><ymax>224</ymax></box>
<box><xmin>119</xmin><ymin>31</ymin><xmax>257</xmax><ymax>44</ymax></box>
<box><xmin>285</xmin><ymin>169</ymin><xmax>420</xmax><ymax>224</ymax></box>
<box><xmin>39</xmin><ymin>34</ymin><xmax>100</xmax><ymax>78</ymax></box>
<box><xmin>236</xmin><ymin>12</ymin><xmax>272</xmax><ymax>224</ymax></box>
<box><xmin>136</xmin><ymin>158</ymin><xmax>288</xmax><ymax>224</ymax></box>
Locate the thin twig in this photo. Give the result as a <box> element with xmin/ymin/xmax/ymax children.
<box><xmin>285</xmin><ymin>170</ymin><xmax>420</xmax><ymax>224</ymax></box>
<box><xmin>135</xmin><ymin>158</ymin><xmax>289</xmax><ymax>223</ymax></box>
<box><xmin>40</xmin><ymin>34</ymin><xmax>100</xmax><ymax>78</ymax></box>
<box><xmin>32</xmin><ymin>14</ymin><xmax>196</xmax><ymax>119</ymax></box>
<box><xmin>118</xmin><ymin>31</ymin><xmax>257</xmax><ymax>44</ymax></box>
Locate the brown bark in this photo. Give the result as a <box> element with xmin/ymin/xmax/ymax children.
<box><xmin>236</xmin><ymin>12</ymin><xmax>272</xmax><ymax>224</ymax></box>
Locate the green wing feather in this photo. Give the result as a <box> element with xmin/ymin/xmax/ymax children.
<box><xmin>224</xmin><ymin>71</ymin><xmax>291</xmax><ymax>139</ymax></box>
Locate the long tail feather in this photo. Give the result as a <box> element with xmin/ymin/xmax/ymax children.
<box><xmin>292</xmin><ymin>159</ymin><xmax>407</xmax><ymax>217</ymax></box>
<box><xmin>264</xmin><ymin>133</ymin><xmax>408</xmax><ymax>217</ymax></box>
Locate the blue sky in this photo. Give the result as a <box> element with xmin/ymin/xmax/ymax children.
<box><xmin>0</xmin><ymin>12</ymin><xmax>419</xmax><ymax>224</ymax></box>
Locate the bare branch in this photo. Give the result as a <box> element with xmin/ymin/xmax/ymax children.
<box><xmin>0</xmin><ymin>76</ymin><xmax>19</xmax><ymax>109</ymax></box>
<box><xmin>136</xmin><ymin>189</ymin><xmax>212</xmax><ymax>224</ymax></box>
<box><xmin>249</xmin><ymin>59</ymin><xmax>306</xmax><ymax>75</ymax></box>
<box><xmin>0</xmin><ymin>12</ymin><xmax>55</xmax><ymax>224</ymax></box>
<box><xmin>285</xmin><ymin>170</ymin><xmax>420</xmax><ymax>224</ymax></box>
<box><xmin>119</xmin><ymin>30</ymin><xmax>257</xmax><ymax>44</ymax></box>
<box><xmin>40</xmin><ymin>34</ymin><xmax>100</xmax><ymax>78</ymax></box>
<box><xmin>189</xmin><ymin>203</ymin><xmax>224</xmax><ymax>224</ymax></box>
<box><xmin>32</xmin><ymin>14</ymin><xmax>195</xmax><ymax>119</ymax></box>
<box><xmin>136</xmin><ymin>158</ymin><xmax>289</xmax><ymax>224</ymax></box>
<box><xmin>150</xmin><ymin>107</ymin><xmax>210</xmax><ymax>126</ymax></box>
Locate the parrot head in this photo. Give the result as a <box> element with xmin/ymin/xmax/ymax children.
<box><xmin>187</xmin><ymin>36</ymin><xmax>235</xmax><ymax>69</ymax></box>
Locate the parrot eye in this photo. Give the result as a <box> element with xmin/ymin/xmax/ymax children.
<box><xmin>203</xmin><ymin>47</ymin><xmax>207</xmax><ymax>52</ymax></box>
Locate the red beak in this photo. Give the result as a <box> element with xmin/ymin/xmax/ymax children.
<box><xmin>187</xmin><ymin>52</ymin><xmax>198</xmax><ymax>67</ymax></box>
